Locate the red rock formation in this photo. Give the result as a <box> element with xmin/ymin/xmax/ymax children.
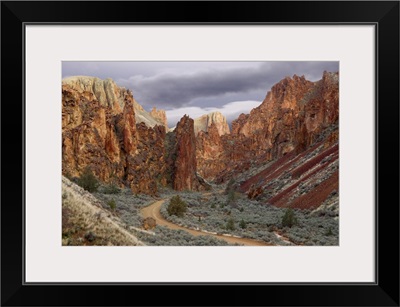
<box><xmin>231</xmin><ymin>113</ymin><xmax>249</xmax><ymax>135</ymax></box>
<box><xmin>121</xmin><ymin>98</ymin><xmax>137</xmax><ymax>155</ymax></box>
<box><xmin>301</xmin><ymin>71</ymin><xmax>339</xmax><ymax>147</ymax></box>
<box><xmin>237</xmin><ymin>141</ymin><xmax>339</xmax><ymax>211</ymax></box>
<box><xmin>62</xmin><ymin>77</ymin><xmax>168</xmax><ymax>196</ymax></box>
<box><xmin>63</xmin><ymin>71</ymin><xmax>339</xmax><ymax>208</ymax></box>
<box><xmin>62</xmin><ymin>83</ymin><xmax>125</xmax><ymax>182</ymax></box>
<box><xmin>123</xmin><ymin>121</ymin><xmax>168</xmax><ymax>196</ymax></box>
<box><xmin>196</xmin><ymin>71</ymin><xmax>339</xmax><ymax>183</ymax></box>
<box><xmin>247</xmin><ymin>185</ymin><xmax>263</xmax><ymax>200</ymax></box>
<box><xmin>231</xmin><ymin>74</ymin><xmax>315</xmax><ymax>157</ymax></box>
<box><xmin>196</xmin><ymin>123</ymin><xmax>227</xmax><ymax>180</ymax></box>
<box><xmin>173</xmin><ymin>115</ymin><xmax>205</xmax><ymax>191</ymax></box>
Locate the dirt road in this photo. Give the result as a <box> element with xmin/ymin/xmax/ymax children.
<box><xmin>141</xmin><ymin>199</ymin><xmax>271</xmax><ymax>246</ymax></box>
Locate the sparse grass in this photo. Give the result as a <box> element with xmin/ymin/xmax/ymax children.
<box><xmin>94</xmin><ymin>187</ymin><xmax>154</xmax><ymax>229</ymax></box>
<box><xmin>135</xmin><ymin>226</ymin><xmax>235</xmax><ymax>246</ymax></box>
<box><xmin>62</xmin><ymin>174</ymin><xmax>338</xmax><ymax>246</ymax></box>
<box><xmin>102</xmin><ymin>182</ymin><xmax>120</xmax><ymax>194</ymax></box>
<box><xmin>159</xmin><ymin>189</ymin><xmax>338</xmax><ymax>246</ymax></box>
<box><xmin>62</xmin><ymin>178</ymin><xmax>142</xmax><ymax>246</ymax></box>
<box><xmin>225</xmin><ymin>218</ymin><xmax>235</xmax><ymax>230</ymax></box>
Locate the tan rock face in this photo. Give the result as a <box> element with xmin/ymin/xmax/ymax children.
<box><xmin>63</xmin><ymin>76</ymin><xmax>125</xmax><ymax>113</ymax></box>
<box><xmin>150</xmin><ymin>107</ymin><xmax>168</xmax><ymax>129</ymax></box>
<box><xmin>62</xmin><ymin>78</ymin><xmax>167</xmax><ymax>196</ymax></box>
<box><xmin>196</xmin><ymin>72</ymin><xmax>339</xmax><ymax>182</ymax></box>
<box><xmin>194</xmin><ymin>111</ymin><xmax>230</xmax><ymax>136</ymax></box>
<box><xmin>134</xmin><ymin>102</ymin><xmax>168</xmax><ymax>129</ymax></box>
<box><xmin>173</xmin><ymin>115</ymin><xmax>205</xmax><ymax>191</ymax></box>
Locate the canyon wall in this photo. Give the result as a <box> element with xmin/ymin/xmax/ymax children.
<box><xmin>196</xmin><ymin>72</ymin><xmax>339</xmax><ymax>182</ymax></box>
<box><xmin>63</xmin><ymin>77</ymin><xmax>171</xmax><ymax>195</ymax></box>
<box><xmin>62</xmin><ymin>76</ymin><xmax>208</xmax><ymax>195</ymax></box>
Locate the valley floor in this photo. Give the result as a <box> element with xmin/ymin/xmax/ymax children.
<box><xmin>141</xmin><ymin>198</ymin><xmax>270</xmax><ymax>246</ymax></box>
<box><xmin>62</xmin><ymin>176</ymin><xmax>339</xmax><ymax>246</ymax></box>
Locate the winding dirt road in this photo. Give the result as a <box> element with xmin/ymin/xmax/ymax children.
<box><xmin>141</xmin><ymin>199</ymin><xmax>271</xmax><ymax>246</ymax></box>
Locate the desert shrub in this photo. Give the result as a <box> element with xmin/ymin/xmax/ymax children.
<box><xmin>225</xmin><ymin>178</ymin><xmax>235</xmax><ymax>194</ymax></box>
<box><xmin>325</xmin><ymin>227</ymin><xmax>333</xmax><ymax>236</ymax></box>
<box><xmin>226</xmin><ymin>218</ymin><xmax>235</xmax><ymax>231</ymax></box>
<box><xmin>226</xmin><ymin>189</ymin><xmax>236</xmax><ymax>205</ymax></box>
<box><xmin>239</xmin><ymin>219</ymin><xmax>247</xmax><ymax>229</ymax></box>
<box><xmin>84</xmin><ymin>231</ymin><xmax>96</xmax><ymax>242</ymax></box>
<box><xmin>107</xmin><ymin>199</ymin><xmax>116</xmax><ymax>211</ymax></box>
<box><xmin>281</xmin><ymin>208</ymin><xmax>297</xmax><ymax>228</ymax></box>
<box><xmin>76</xmin><ymin>167</ymin><xmax>99</xmax><ymax>192</ymax></box>
<box><xmin>102</xmin><ymin>182</ymin><xmax>120</xmax><ymax>194</ymax></box>
<box><xmin>167</xmin><ymin>195</ymin><xmax>187</xmax><ymax>217</ymax></box>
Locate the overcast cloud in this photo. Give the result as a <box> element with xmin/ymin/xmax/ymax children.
<box><xmin>62</xmin><ymin>61</ymin><xmax>338</xmax><ymax>127</ymax></box>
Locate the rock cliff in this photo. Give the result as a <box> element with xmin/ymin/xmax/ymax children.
<box><xmin>196</xmin><ymin>123</ymin><xmax>226</xmax><ymax>180</ymax></box>
<box><xmin>172</xmin><ymin>115</ymin><xmax>206</xmax><ymax>191</ymax></box>
<box><xmin>62</xmin><ymin>77</ymin><xmax>168</xmax><ymax>195</ymax></box>
<box><xmin>196</xmin><ymin>71</ymin><xmax>339</xmax><ymax>182</ymax></box>
<box><xmin>62</xmin><ymin>71</ymin><xmax>339</xmax><ymax>208</ymax></box>
<box><xmin>194</xmin><ymin>111</ymin><xmax>230</xmax><ymax>136</ymax></box>
<box><xmin>62</xmin><ymin>76</ymin><xmax>125</xmax><ymax>113</ymax></box>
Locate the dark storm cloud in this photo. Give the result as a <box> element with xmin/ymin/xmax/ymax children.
<box><xmin>114</xmin><ymin>61</ymin><xmax>338</xmax><ymax>108</ymax></box>
<box><xmin>62</xmin><ymin>62</ymin><xmax>168</xmax><ymax>80</ymax></box>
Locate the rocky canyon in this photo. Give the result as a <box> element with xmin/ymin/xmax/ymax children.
<box><xmin>62</xmin><ymin>71</ymin><xmax>339</xmax><ymax>211</ymax></box>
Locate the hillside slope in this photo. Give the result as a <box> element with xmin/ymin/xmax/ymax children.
<box><xmin>237</xmin><ymin>128</ymin><xmax>338</xmax><ymax>212</ymax></box>
<box><xmin>62</xmin><ymin>176</ymin><xmax>144</xmax><ymax>246</ymax></box>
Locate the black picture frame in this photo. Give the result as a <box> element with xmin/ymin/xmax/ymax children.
<box><xmin>1</xmin><ymin>1</ymin><xmax>399</xmax><ymax>306</ymax></box>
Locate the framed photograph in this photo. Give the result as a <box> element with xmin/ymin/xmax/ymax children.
<box><xmin>1</xmin><ymin>1</ymin><xmax>399</xmax><ymax>306</ymax></box>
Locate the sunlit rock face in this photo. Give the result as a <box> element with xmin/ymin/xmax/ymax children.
<box><xmin>62</xmin><ymin>76</ymin><xmax>168</xmax><ymax>196</ymax></box>
<box><xmin>196</xmin><ymin>72</ymin><xmax>339</xmax><ymax>184</ymax></box>
<box><xmin>194</xmin><ymin>111</ymin><xmax>230</xmax><ymax>136</ymax></box>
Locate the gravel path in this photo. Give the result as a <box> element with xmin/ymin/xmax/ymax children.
<box><xmin>141</xmin><ymin>199</ymin><xmax>271</xmax><ymax>246</ymax></box>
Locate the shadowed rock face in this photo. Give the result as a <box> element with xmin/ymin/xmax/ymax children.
<box><xmin>196</xmin><ymin>72</ymin><xmax>339</xmax><ymax>183</ymax></box>
<box><xmin>62</xmin><ymin>77</ymin><xmax>167</xmax><ymax>196</ymax></box>
<box><xmin>194</xmin><ymin>111</ymin><xmax>230</xmax><ymax>136</ymax></box>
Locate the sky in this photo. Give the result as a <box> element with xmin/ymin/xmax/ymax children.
<box><xmin>62</xmin><ymin>61</ymin><xmax>339</xmax><ymax>128</ymax></box>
